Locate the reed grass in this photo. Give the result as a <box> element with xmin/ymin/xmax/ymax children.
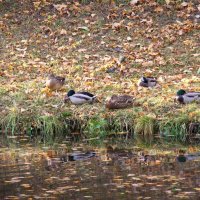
<box><xmin>36</xmin><ymin>115</ymin><xmax>65</xmax><ymax>144</ymax></box>
<box><xmin>160</xmin><ymin>114</ymin><xmax>191</xmax><ymax>143</ymax></box>
<box><xmin>1</xmin><ymin>106</ymin><xmax>21</xmax><ymax>135</ymax></box>
<box><xmin>0</xmin><ymin>108</ymin><xmax>199</xmax><ymax>145</ymax></box>
<box><xmin>135</xmin><ymin>115</ymin><xmax>157</xmax><ymax>143</ymax></box>
<box><xmin>84</xmin><ymin>116</ymin><xmax>108</xmax><ymax>144</ymax></box>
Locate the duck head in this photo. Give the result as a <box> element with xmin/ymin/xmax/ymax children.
<box><xmin>48</xmin><ymin>74</ymin><xmax>65</xmax><ymax>81</ymax></box>
<box><xmin>176</xmin><ymin>89</ymin><xmax>186</xmax><ymax>96</ymax></box>
<box><xmin>64</xmin><ymin>90</ymin><xmax>75</xmax><ymax>103</ymax></box>
<box><xmin>48</xmin><ymin>74</ymin><xmax>55</xmax><ymax>79</ymax></box>
<box><xmin>141</xmin><ymin>77</ymin><xmax>148</xmax><ymax>83</ymax></box>
<box><xmin>67</xmin><ymin>90</ymin><xmax>75</xmax><ymax>97</ymax></box>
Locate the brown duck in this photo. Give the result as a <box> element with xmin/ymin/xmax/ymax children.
<box><xmin>106</xmin><ymin>95</ymin><xmax>134</xmax><ymax>109</ymax></box>
<box><xmin>46</xmin><ymin>74</ymin><xmax>65</xmax><ymax>91</ymax></box>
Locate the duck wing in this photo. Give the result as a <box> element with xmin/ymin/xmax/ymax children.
<box><xmin>146</xmin><ymin>77</ymin><xmax>157</xmax><ymax>80</ymax></box>
<box><xmin>147</xmin><ymin>77</ymin><xmax>157</xmax><ymax>87</ymax></box>
<box><xmin>55</xmin><ymin>76</ymin><xmax>65</xmax><ymax>82</ymax></box>
<box><xmin>73</xmin><ymin>94</ymin><xmax>92</xmax><ymax>100</ymax></box>
<box><xmin>107</xmin><ymin>95</ymin><xmax>133</xmax><ymax>109</ymax></box>
<box><xmin>113</xmin><ymin>95</ymin><xmax>133</xmax><ymax>103</ymax></box>
<box><xmin>146</xmin><ymin>77</ymin><xmax>157</xmax><ymax>83</ymax></box>
<box><xmin>179</xmin><ymin>93</ymin><xmax>200</xmax><ymax>104</ymax></box>
<box><xmin>185</xmin><ymin>92</ymin><xmax>200</xmax><ymax>98</ymax></box>
<box><xmin>138</xmin><ymin>77</ymin><xmax>157</xmax><ymax>87</ymax></box>
<box><xmin>148</xmin><ymin>79</ymin><xmax>157</xmax><ymax>83</ymax></box>
<box><xmin>77</xmin><ymin>92</ymin><xmax>95</xmax><ymax>97</ymax></box>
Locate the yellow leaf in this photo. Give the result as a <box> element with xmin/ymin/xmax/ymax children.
<box><xmin>41</xmin><ymin>87</ymin><xmax>53</xmax><ymax>97</ymax></box>
<box><xmin>154</xmin><ymin>6</ymin><xmax>164</xmax><ymax>13</ymax></box>
<box><xmin>86</xmin><ymin>82</ymin><xmax>93</xmax><ymax>86</ymax></box>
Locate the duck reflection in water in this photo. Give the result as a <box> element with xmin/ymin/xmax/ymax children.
<box><xmin>176</xmin><ymin>150</ymin><xmax>187</xmax><ymax>163</ymax></box>
<box><xmin>45</xmin><ymin>152</ymin><xmax>96</xmax><ymax>171</ymax></box>
<box><xmin>176</xmin><ymin>149</ymin><xmax>200</xmax><ymax>163</ymax></box>
<box><xmin>60</xmin><ymin>152</ymin><xmax>96</xmax><ymax>162</ymax></box>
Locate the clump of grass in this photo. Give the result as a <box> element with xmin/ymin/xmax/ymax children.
<box><xmin>156</xmin><ymin>0</ymin><xmax>166</xmax><ymax>4</ymax></box>
<box><xmin>107</xmin><ymin>110</ymin><xmax>136</xmax><ymax>138</ymax></box>
<box><xmin>36</xmin><ymin>115</ymin><xmax>65</xmax><ymax>144</ymax></box>
<box><xmin>159</xmin><ymin>114</ymin><xmax>190</xmax><ymax>143</ymax></box>
<box><xmin>79</xmin><ymin>0</ymin><xmax>90</xmax><ymax>4</ymax></box>
<box><xmin>184</xmin><ymin>104</ymin><xmax>200</xmax><ymax>122</ymax></box>
<box><xmin>85</xmin><ymin>116</ymin><xmax>108</xmax><ymax>144</ymax></box>
<box><xmin>135</xmin><ymin>115</ymin><xmax>156</xmax><ymax>143</ymax></box>
<box><xmin>63</xmin><ymin>114</ymin><xmax>86</xmax><ymax>137</ymax></box>
<box><xmin>1</xmin><ymin>106</ymin><xmax>21</xmax><ymax>135</ymax></box>
<box><xmin>0</xmin><ymin>87</ymin><xmax>8</xmax><ymax>96</ymax></box>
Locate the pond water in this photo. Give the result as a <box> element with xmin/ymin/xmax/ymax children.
<box><xmin>0</xmin><ymin>146</ymin><xmax>200</xmax><ymax>200</ymax></box>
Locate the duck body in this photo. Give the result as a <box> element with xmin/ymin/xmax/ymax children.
<box><xmin>65</xmin><ymin>90</ymin><xmax>96</xmax><ymax>105</ymax></box>
<box><xmin>106</xmin><ymin>95</ymin><xmax>133</xmax><ymax>109</ymax></box>
<box><xmin>46</xmin><ymin>74</ymin><xmax>65</xmax><ymax>91</ymax></box>
<box><xmin>138</xmin><ymin>77</ymin><xmax>157</xmax><ymax>88</ymax></box>
<box><xmin>176</xmin><ymin>89</ymin><xmax>200</xmax><ymax>104</ymax></box>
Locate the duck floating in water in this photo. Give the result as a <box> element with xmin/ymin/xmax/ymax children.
<box><xmin>64</xmin><ymin>90</ymin><xmax>96</xmax><ymax>105</ymax></box>
<box><xmin>106</xmin><ymin>95</ymin><xmax>133</xmax><ymax>109</ymax></box>
<box><xmin>46</xmin><ymin>74</ymin><xmax>65</xmax><ymax>91</ymax></box>
<box><xmin>138</xmin><ymin>77</ymin><xmax>157</xmax><ymax>88</ymax></box>
<box><xmin>176</xmin><ymin>89</ymin><xmax>200</xmax><ymax>104</ymax></box>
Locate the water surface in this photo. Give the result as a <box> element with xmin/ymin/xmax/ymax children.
<box><xmin>0</xmin><ymin>146</ymin><xmax>200</xmax><ymax>199</ymax></box>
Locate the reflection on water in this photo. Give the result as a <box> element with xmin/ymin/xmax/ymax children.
<box><xmin>0</xmin><ymin>147</ymin><xmax>200</xmax><ymax>200</ymax></box>
<box><xmin>61</xmin><ymin>152</ymin><xmax>96</xmax><ymax>162</ymax></box>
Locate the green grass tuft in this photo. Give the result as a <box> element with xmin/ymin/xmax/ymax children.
<box><xmin>135</xmin><ymin>115</ymin><xmax>156</xmax><ymax>143</ymax></box>
<box><xmin>1</xmin><ymin>106</ymin><xmax>21</xmax><ymax>135</ymax></box>
<box><xmin>85</xmin><ymin>116</ymin><xmax>108</xmax><ymax>144</ymax></box>
<box><xmin>36</xmin><ymin>115</ymin><xmax>65</xmax><ymax>144</ymax></box>
<box><xmin>159</xmin><ymin>114</ymin><xmax>190</xmax><ymax>142</ymax></box>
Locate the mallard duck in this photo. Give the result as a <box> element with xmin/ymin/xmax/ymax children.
<box><xmin>106</xmin><ymin>95</ymin><xmax>133</xmax><ymax>109</ymax></box>
<box><xmin>176</xmin><ymin>89</ymin><xmax>200</xmax><ymax>104</ymax></box>
<box><xmin>64</xmin><ymin>90</ymin><xmax>96</xmax><ymax>105</ymax></box>
<box><xmin>138</xmin><ymin>77</ymin><xmax>157</xmax><ymax>88</ymax></box>
<box><xmin>46</xmin><ymin>74</ymin><xmax>65</xmax><ymax>91</ymax></box>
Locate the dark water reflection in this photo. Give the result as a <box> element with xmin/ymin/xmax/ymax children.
<box><xmin>0</xmin><ymin>148</ymin><xmax>200</xmax><ymax>200</ymax></box>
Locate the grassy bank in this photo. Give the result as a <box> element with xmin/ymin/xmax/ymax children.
<box><xmin>0</xmin><ymin>102</ymin><xmax>199</xmax><ymax>144</ymax></box>
<box><xmin>0</xmin><ymin>0</ymin><xmax>199</xmax><ymax>144</ymax></box>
